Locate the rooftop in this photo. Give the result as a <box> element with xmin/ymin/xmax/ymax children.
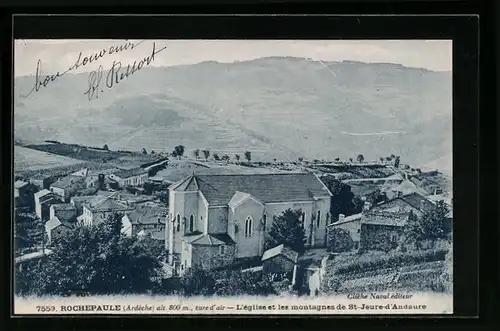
<box><xmin>181</xmin><ymin>232</ymin><xmax>236</xmax><ymax>246</ymax></box>
<box><xmin>14</xmin><ymin>180</ymin><xmax>28</xmax><ymax>189</ymax></box>
<box><xmin>113</xmin><ymin>167</ymin><xmax>148</xmax><ymax>179</ymax></box>
<box><xmin>329</xmin><ymin>213</ymin><xmax>362</xmax><ymax>226</ymax></box>
<box><xmin>171</xmin><ymin>173</ymin><xmax>332</xmax><ymax>206</ymax></box>
<box><xmin>261</xmin><ymin>244</ymin><xmax>299</xmax><ymax>263</ymax></box>
<box><xmin>126</xmin><ymin>206</ymin><xmax>167</xmax><ymax>225</ymax></box>
<box><xmin>50</xmin><ymin>175</ymin><xmax>85</xmax><ymax>189</ymax></box>
<box><xmin>45</xmin><ymin>216</ymin><xmax>75</xmax><ymax>231</ymax></box>
<box><xmin>50</xmin><ymin>203</ymin><xmax>77</xmax><ymax>211</ymax></box>
<box><xmin>84</xmin><ymin>195</ymin><xmax>132</xmax><ymax>212</ymax></box>
<box><xmin>34</xmin><ymin>189</ymin><xmax>51</xmax><ymax>199</ymax></box>
<box><xmin>361</xmin><ymin>211</ymin><xmax>407</xmax><ymax>227</ymax></box>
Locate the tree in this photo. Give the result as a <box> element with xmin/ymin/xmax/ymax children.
<box><xmin>298</xmin><ymin>157</ymin><xmax>304</xmax><ymax>163</ymax></box>
<box><xmin>394</xmin><ymin>156</ymin><xmax>401</xmax><ymax>168</ymax></box>
<box><xmin>327</xmin><ymin>228</ymin><xmax>354</xmax><ymax>253</ymax></box>
<box><xmin>320</xmin><ymin>176</ymin><xmax>357</xmax><ymax>221</ymax></box>
<box><xmin>404</xmin><ymin>201</ymin><xmax>451</xmax><ymax>246</ymax></box>
<box><xmin>234</xmin><ymin>154</ymin><xmax>240</xmax><ymax>162</ymax></box>
<box><xmin>213</xmin><ymin>153</ymin><xmax>220</xmax><ymax>161</ymax></box>
<box><xmin>193</xmin><ymin>149</ymin><xmax>200</xmax><ymax>160</ymax></box>
<box><xmin>214</xmin><ymin>269</ymin><xmax>277</xmax><ymax>296</ymax></box>
<box><xmin>266</xmin><ymin>209</ymin><xmax>306</xmax><ymax>254</ymax></box>
<box><xmin>171</xmin><ymin>150</ymin><xmax>178</xmax><ymax>158</ymax></box>
<box><xmin>142</xmin><ymin>148</ymin><xmax>148</xmax><ymax>155</ymax></box>
<box><xmin>174</xmin><ymin>145</ymin><xmax>185</xmax><ymax>158</ymax></box>
<box><xmin>221</xmin><ymin>154</ymin><xmax>230</xmax><ymax>162</ymax></box>
<box><xmin>15</xmin><ymin>214</ymin><xmax>161</xmax><ymax>296</ymax></box>
<box><xmin>151</xmin><ymin>150</ymin><xmax>155</xmax><ymax>155</ymax></box>
<box><xmin>386</xmin><ymin>156</ymin><xmax>392</xmax><ymax>161</ymax></box>
<box><xmin>244</xmin><ymin>151</ymin><xmax>252</xmax><ymax>162</ymax></box>
<box><xmin>356</xmin><ymin>154</ymin><xmax>364</xmax><ymax>163</ymax></box>
<box><xmin>202</xmin><ymin>150</ymin><xmax>210</xmax><ymax>161</ymax></box>
<box><xmin>335</xmin><ymin>157</ymin><xmax>340</xmax><ymax>162</ymax></box>
<box><xmin>180</xmin><ymin>267</ymin><xmax>216</xmax><ymax>296</ymax></box>
<box><xmin>349</xmin><ymin>158</ymin><xmax>353</xmax><ymax>163</ymax></box>
<box><xmin>379</xmin><ymin>157</ymin><xmax>384</xmax><ymax>163</ymax></box>
<box><xmin>390</xmin><ymin>154</ymin><xmax>395</xmax><ymax>159</ymax></box>
<box><xmin>103</xmin><ymin>144</ymin><xmax>109</xmax><ymax>151</ymax></box>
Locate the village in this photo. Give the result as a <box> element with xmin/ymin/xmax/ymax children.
<box><xmin>14</xmin><ymin>140</ymin><xmax>453</xmax><ymax>297</ymax></box>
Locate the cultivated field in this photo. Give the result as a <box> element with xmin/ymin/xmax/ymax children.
<box><xmin>14</xmin><ymin>146</ymin><xmax>84</xmax><ymax>172</ymax></box>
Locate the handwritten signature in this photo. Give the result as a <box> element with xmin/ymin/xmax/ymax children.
<box><xmin>20</xmin><ymin>40</ymin><xmax>145</xmax><ymax>98</ymax></box>
<box><xmin>84</xmin><ymin>42</ymin><xmax>167</xmax><ymax>101</ymax></box>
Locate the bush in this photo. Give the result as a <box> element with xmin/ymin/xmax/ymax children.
<box><xmin>330</xmin><ymin>247</ymin><xmax>448</xmax><ymax>275</ymax></box>
<box><xmin>327</xmin><ymin>228</ymin><xmax>354</xmax><ymax>253</ymax></box>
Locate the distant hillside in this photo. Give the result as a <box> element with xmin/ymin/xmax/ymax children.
<box><xmin>14</xmin><ymin>57</ymin><xmax>452</xmax><ymax>170</ymax></box>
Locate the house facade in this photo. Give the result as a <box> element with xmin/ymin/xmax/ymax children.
<box><xmin>121</xmin><ymin>205</ymin><xmax>167</xmax><ymax>238</ymax></box>
<box><xmin>109</xmin><ymin>168</ymin><xmax>149</xmax><ymax>188</ymax></box>
<box><xmin>49</xmin><ymin>175</ymin><xmax>86</xmax><ymax>201</ymax></box>
<box><xmin>34</xmin><ymin>189</ymin><xmax>62</xmax><ymax>221</ymax></box>
<box><xmin>45</xmin><ymin>216</ymin><xmax>75</xmax><ymax>244</ymax></box>
<box><xmin>167</xmin><ymin>173</ymin><xmax>332</xmax><ymax>273</ymax></box>
<box><xmin>261</xmin><ymin>244</ymin><xmax>299</xmax><ymax>276</ymax></box>
<box><xmin>81</xmin><ymin>197</ymin><xmax>134</xmax><ymax>227</ymax></box>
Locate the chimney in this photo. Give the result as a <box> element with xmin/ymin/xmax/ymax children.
<box><xmin>363</xmin><ymin>201</ymin><xmax>371</xmax><ymax>211</ymax></box>
<box><xmin>338</xmin><ymin>214</ymin><xmax>345</xmax><ymax>223</ymax></box>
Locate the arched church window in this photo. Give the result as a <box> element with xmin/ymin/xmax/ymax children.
<box><xmin>176</xmin><ymin>214</ymin><xmax>180</xmax><ymax>232</ymax></box>
<box><xmin>262</xmin><ymin>214</ymin><xmax>267</xmax><ymax>231</ymax></box>
<box><xmin>301</xmin><ymin>212</ymin><xmax>306</xmax><ymax>228</ymax></box>
<box><xmin>245</xmin><ymin>216</ymin><xmax>253</xmax><ymax>237</ymax></box>
<box><xmin>317</xmin><ymin>210</ymin><xmax>321</xmax><ymax>227</ymax></box>
<box><xmin>189</xmin><ymin>215</ymin><xmax>194</xmax><ymax>232</ymax></box>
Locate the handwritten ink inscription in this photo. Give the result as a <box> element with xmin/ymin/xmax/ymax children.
<box><xmin>84</xmin><ymin>42</ymin><xmax>167</xmax><ymax>101</ymax></box>
<box><xmin>21</xmin><ymin>40</ymin><xmax>145</xmax><ymax>98</ymax></box>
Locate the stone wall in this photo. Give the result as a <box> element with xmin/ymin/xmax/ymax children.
<box><xmin>359</xmin><ymin>223</ymin><xmax>403</xmax><ymax>252</ymax></box>
<box><xmin>191</xmin><ymin>244</ymin><xmax>236</xmax><ymax>271</ymax></box>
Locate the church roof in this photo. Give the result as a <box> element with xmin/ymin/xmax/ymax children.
<box><xmin>172</xmin><ymin>173</ymin><xmax>332</xmax><ymax>206</ymax></box>
<box><xmin>169</xmin><ymin>174</ymin><xmax>199</xmax><ymax>191</ymax></box>
<box><xmin>181</xmin><ymin>232</ymin><xmax>236</xmax><ymax>246</ymax></box>
<box><xmin>228</xmin><ymin>191</ymin><xmax>263</xmax><ymax>209</ymax></box>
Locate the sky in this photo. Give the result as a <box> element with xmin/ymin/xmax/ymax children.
<box><xmin>14</xmin><ymin>39</ymin><xmax>452</xmax><ymax>77</ymax></box>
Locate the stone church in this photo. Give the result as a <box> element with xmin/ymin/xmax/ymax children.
<box><xmin>165</xmin><ymin>172</ymin><xmax>332</xmax><ymax>274</ymax></box>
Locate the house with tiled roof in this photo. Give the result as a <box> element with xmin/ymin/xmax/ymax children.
<box><xmin>121</xmin><ymin>205</ymin><xmax>167</xmax><ymax>238</ymax></box>
<box><xmin>167</xmin><ymin>173</ymin><xmax>332</xmax><ymax>274</ymax></box>
<box><xmin>261</xmin><ymin>244</ymin><xmax>299</xmax><ymax>276</ymax></box>
<box><xmin>108</xmin><ymin>167</ymin><xmax>148</xmax><ymax>188</ymax></box>
<box><xmin>49</xmin><ymin>175</ymin><xmax>86</xmax><ymax>201</ymax></box>
<box><xmin>45</xmin><ymin>216</ymin><xmax>75</xmax><ymax>244</ymax></box>
<box><xmin>81</xmin><ymin>193</ymin><xmax>134</xmax><ymax>227</ymax></box>
<box><xmin>34</xmin><ymin>189</ymin><xmax>62</xmax><ymax>221</ymax></box>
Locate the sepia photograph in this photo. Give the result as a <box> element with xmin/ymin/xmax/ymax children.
<box><xmin>13</xmin><ymin>38</ymin><xmax>453</xmax><ymax>314</ymax></box>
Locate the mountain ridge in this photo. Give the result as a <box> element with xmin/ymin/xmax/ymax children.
<box><xmin>14</xmin><ymin>56</ymin><xmax>452</xmax><ymax>170</ymax></box>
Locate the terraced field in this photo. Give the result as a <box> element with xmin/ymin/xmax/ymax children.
<box><xmin>14</xmin><ymin>146</ymin><xmax>84</xmax><ymax>172</ymax></box>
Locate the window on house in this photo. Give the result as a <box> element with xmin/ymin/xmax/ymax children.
<box><xmin>357</xmin><ymin>229</ymin><xmax>360</xmax><ymax>233</ymax></box>
<box><xmin>391</xmin><ymin>234</ymin><xmax>398</xmax><ymax>243</ymax></box>
<box><xmin>354</xmin><ymin>242</ymin><xmax>359</xmax><ymax>249</ymax></box>
<box><xmin>219</xmin><ymin>245</ymin><xmax>225</xmax><ymax>255</ymax></box>
<box><xmin>176</xmin><ymin>214</ymin><xmax>180</xmax><ymax>232</ymax></box>
<box><xmin>189</xmin><ymin>215</ymin><xmax>194</xmax><ymax>232</ymax></box>
<box><xmin>245</xmin><ymin>216</ymin><xmax>253</xmax><ymax>237</ymax></box>
<box><xmin>317</xmin><ymin>211</ymin><xmax>321</xmax><ymax>227</ymax></box>
<box><xmin>301</xmin><ymin>212</ymin><xmax>306</xmax><ymax>228</ymax></box>
<box><xmin>262</xmin><ymin>214</ymin><xmax>267</xmax><ymax>231</ymax></box>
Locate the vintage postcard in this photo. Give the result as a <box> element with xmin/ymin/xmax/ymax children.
<box><xmin>13</xmin><ymin>39</ymin><xmax>453</xmax><ymax>315</ymax></box>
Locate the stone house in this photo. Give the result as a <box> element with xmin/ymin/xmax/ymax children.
<box><xmin>34</xmin><ymin>189</ymin><xmax>62</xmax><ymax>221</ymax></box>
<box><xmin>179</xmin><ymin>232</ymin><xmax>236</xmax><ymax>275</ymax></box>
<box><xmin>81</xmin><ymin>195</ymin><xmax>134</xmax><ymax>227</ymax></box>
<box><xmin>327</xmin><ymin>213</ymin><xmax>363</xmax><ymax>250</ymax></box>
<box><xmin>167</xmin><ymin>173</ymin><xmax>332</xmax><ymax>273</ymax></box>
<box><xmin>261</xmin><ymin>244</ymin><xmax>299</xmax><ymax>276</ymax></box>
<box><xmin>14</xmin><ymin>180</ymin><xmax>36</xmax><ymax>207</ymax></box>
<box><xmin>359</xmin><ymin>211</ymin><xmax>407</xmax><ymax>251</ymax></box>
<box><xmin>108</xmin><ymin>168</ymin><xmax>149</xmax><ymax>188</ymax></box>
<box><xmin>70</xmin><ymin>194</ymin><xmax>108</xmax><ymax>215</ymax></box>
<box><xmin>49</xmin><ymin>203</ymin><xmax>77</xmax><ymax>222</ymax></box>
<box><xmin>49</xmin><ymin>175</ymin><xmax>86</xmax><ymax>201</ymax></box>
<box><xmin>121</xmin><ymin>205</ymin><xmax>167</xmax><ymax>238</ymax></box>
<box><xmin>45</xmin><ymin>216</ymin><xmax>76</xmax><ymax>245</ymax></box>
<box><xmin>29</xmin><ymin>174</ymin><xmax>53</xmax><ymax>190</ymax></box>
